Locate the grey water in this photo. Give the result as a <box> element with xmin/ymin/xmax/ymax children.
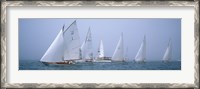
<box><xmin>19</xmin><ymin>59</ymin><xmax>181</xmax><ymax>70</ymax></box>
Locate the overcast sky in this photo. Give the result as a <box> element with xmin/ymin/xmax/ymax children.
<box><xmin>19</xmin><ymin>18</ymin><xmax>181</xmax><ymax>61</ymax></box>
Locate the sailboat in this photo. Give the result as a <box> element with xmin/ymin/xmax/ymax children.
<box><xmin>111</xmin><ymin>33</ymin><xmax>124</xmax><ymax>62</ymax></box>
<box><xmin>81</xmin><ymin>27</ymin><xmax>93</xmax><ymax>62</ymax></box>
<box><xmin>93</xmin><ymin>40</ymin><xmax>111</xmax><ymax>62</ymax></box>
<box><xmin>162</xmin><ymin>39</ymin><xmax>172</xmax><ymax>62</ymax></box>
<box><xmin>135</xmin><ymin>35</ymin><xmax>146</xmax><ymax>63</ymax></box>
<box><xmin>40</xmin><ymin>20</ymin><xmax>81</xmax><ymax>65</ymax></box>
<box><xmin>97</xmin><ymin>40</ymin><xmax>104</xmax><ymax>59</ymax></box>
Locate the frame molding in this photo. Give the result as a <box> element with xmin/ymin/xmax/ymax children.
<box><xmin>1</xmin><ymin>1</ymin><xmax>199</xmax><ymax>88</ymax></box>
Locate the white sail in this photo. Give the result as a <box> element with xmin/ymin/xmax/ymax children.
<box><xmin>63</xmin><ymin>21</ymin><xmax>81</xmax><ymax>60</ymax></box>
<box><xmin>98</xmin><ymin>40</ymin><xmax>104</xmax><ymax>58</ymax></box>
<box><xmin>81</xmin><ymin>28</ymin><xmax>93</xmax><ymax>60</ymax></box>
<box><xmin>40</xmin><ymin>27</ymin><xmax>64</xmax><ymax>62</ymax></box>
<box><xmin>112</xmin><ymin>33</ymin><xmax>124</xmax><ymax>61</ymax></box>
<box><xmin>162</xmin><ymin>39</ymin><xmax>172</xmax><ymax>62</ymax></box>
<box><xmin>135</xmin><ymin>35</ymin><xmax>146</xmax><ymax>62</ymax></box>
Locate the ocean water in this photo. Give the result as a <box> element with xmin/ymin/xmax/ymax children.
<box><xmin>19</xmin><ymin>59</ymin><xmax>181</xmax><ymax>70</ymax></box>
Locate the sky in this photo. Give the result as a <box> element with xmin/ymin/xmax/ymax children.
<box><xmin>19</xmin><ymin>18</ymin><xmax>181</xmax><ymax>61</ymax></box>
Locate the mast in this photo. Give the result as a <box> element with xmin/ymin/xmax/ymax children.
<box><xmin>135</xmin><ymin>35</ymin><xmax>146</xmax><ymax>62</ymax></box>
<box><xmin>162</xmin><ymin>39</ymin><xmax>172</xmax><ymax>62</ymax></box>
<box><xmin>111</xmin><ymin>33</ymin><xmax>124</xmax><ymax>61</ymax></box>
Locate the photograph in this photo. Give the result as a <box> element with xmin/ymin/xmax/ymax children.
<box><xmin>2</xmin><ymin>1</ymin><xmax>198</xmax><ymax>88</ymax></box>
<box><xmin>19</xmin><ymin>18</ymin><xmax>181</xmax><ymax>70</ymax></box>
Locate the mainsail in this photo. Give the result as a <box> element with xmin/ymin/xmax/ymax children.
<box><xmin>97</xmin><ymin>40</ymin><xmax>104</xmax><ymax>58</ymax></box>
<box><xmin>63</xmin><ymin>21</ymin><xmax>81</xmax><ymax>60</ymax></box>
<box><xmin>111</xmin><ymin>33</ymin><xmax>124</xmax><ymax>61</ymax></box>
<box><xmin>40</xmin><ymin>21</ymin><xmax>81</xmax><ymax>62</ymax></box>
<box><xmin>162</xmin><ymin>39</ymin><xmax>172</xmax><ymax>62</ymax></box>
<box><xmin>81</xmin><ymin>28</ymin><xmax>93</xmax><ymax>60</ymax></box>
<box><xmin>40</xmin><ymin>26</ymin><xmax>64</xmax><ymax>62</ymax></box>
<box><xmin>135</xmin><ymin>35</ymin><xmax>146</xmax><ymax>62</ymax></box>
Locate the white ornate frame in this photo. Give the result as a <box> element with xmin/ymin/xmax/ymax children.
<box><xmin>1</xmin><ymin>1</ymin><xmax>199</xmax><ymax>89</ymax></box>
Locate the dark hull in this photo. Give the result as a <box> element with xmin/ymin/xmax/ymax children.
<box><xmin>41</xmin><ymin>61</ymin><xmax>75</xmax><ymax>66</ymax></box>
<box><xmin>85</xmin><ymin>59</ymin><xmax>93</xmax><ymax>62</ymax></box>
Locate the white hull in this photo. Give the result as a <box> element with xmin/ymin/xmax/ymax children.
<box><xmin>93</xmin><ymin>59</ymin><xmax>111</xmax><ymax>63</ymax></box>
<box><xmin>75</xmin><ymin>59</ymin><xmax>86</xmax><ymax>63</ymax></box>
<box><xmin>134</xmin><ymin>60</ymin><xmax>145</xmax><ymax>63</ymax></box>
<box><xmin>75</xmin><ymin>59</ymin><xmax>93</xmax><ymax>62</ymax></box>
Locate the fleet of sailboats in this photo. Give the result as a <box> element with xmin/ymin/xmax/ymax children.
<box><xmin>40</xmin><ymin>20</ymin><xmax>174</xmax><ymax>65</ymax></box>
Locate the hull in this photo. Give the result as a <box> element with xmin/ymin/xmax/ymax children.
<box><xmin>96</xmin><ymin>57</ymin><xmax>111</xmax><ymax>60</ymax></box>
<box><xmin>41</xmin><ymin>61</ymin><xmax>75</xmax><ymax>65</ymax></box>
<box><xmin>111</xmin><ymin>60</ymin><xmax>124</xmax><ymax>62</ymax></box>
<box><xmin>75</xmin><ymin>59</ymin><xmax>93</xmax><ymax>62</ymax></box>
<box><xmin>85</xmin><ymin>59</ymin><xmax>93</xmax><ymax>62</ymax></box>
<box><xmin>75</xmin><ymin>59</ymin><xmax>85</xmax><ymax>63</ymax></box>
<box><xmin>93</xmin><ymin>59</ymin><xmax>111</xmax><ymax>62</ymax></box>
<box><xmin>95</xmin><ymin>57</ymin><xmax>112</xmax><ymax>62</ymax></box>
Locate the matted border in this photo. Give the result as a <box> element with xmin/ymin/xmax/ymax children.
<box><xmin>1</xmin><ymin>1</ymin><xmax>199</xmax><ymax>89</ymax></box>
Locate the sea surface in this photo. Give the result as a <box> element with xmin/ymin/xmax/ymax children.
<box><xmin>19</xmin><ymin>59</ymin><xmax>181</xmax><ymax>70</ymax></box>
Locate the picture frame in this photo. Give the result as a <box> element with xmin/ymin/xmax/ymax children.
<box><xmin>1</xmin><ymin>0</ymin><xmax>199</xmax><ymax>89</ymax></box>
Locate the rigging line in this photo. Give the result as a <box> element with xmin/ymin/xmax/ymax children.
<box><xmin>63</xmin><ymin>20</ymin><xmax>76</xmax><ymax>34</ymax></box>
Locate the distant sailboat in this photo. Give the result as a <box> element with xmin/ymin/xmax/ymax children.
<box><xmin>135</xmin><ymin>35</ymin><xmax>146</xmax><ymax>63</ymax></box>
<box><xmin>162</xmin><ymin>39</ymin><xmax>172</xmax><ymax>62</ymax></box>
<box><xmin>111</xmin><ymin>33</ymin><xmax>124</xmax><ymax>62</ymax></box>
<box><xmin>93</xmin><ymin>40</ymin><xmax>111</xmax><ymax>62</ymax></box>
<box><xmin>97</xmin><ymin>40</ymin><xmax>104</xmax><ymax>59</ymax></box>
<box><xmin>40</xmin><ymin>21</ymin><xmax>81</xmax><ymax>65</ymax></box>
<box><xmin>81</xmin><ymin>27</ymin><xmax>93</xmax><ymax>62</ymax></box>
